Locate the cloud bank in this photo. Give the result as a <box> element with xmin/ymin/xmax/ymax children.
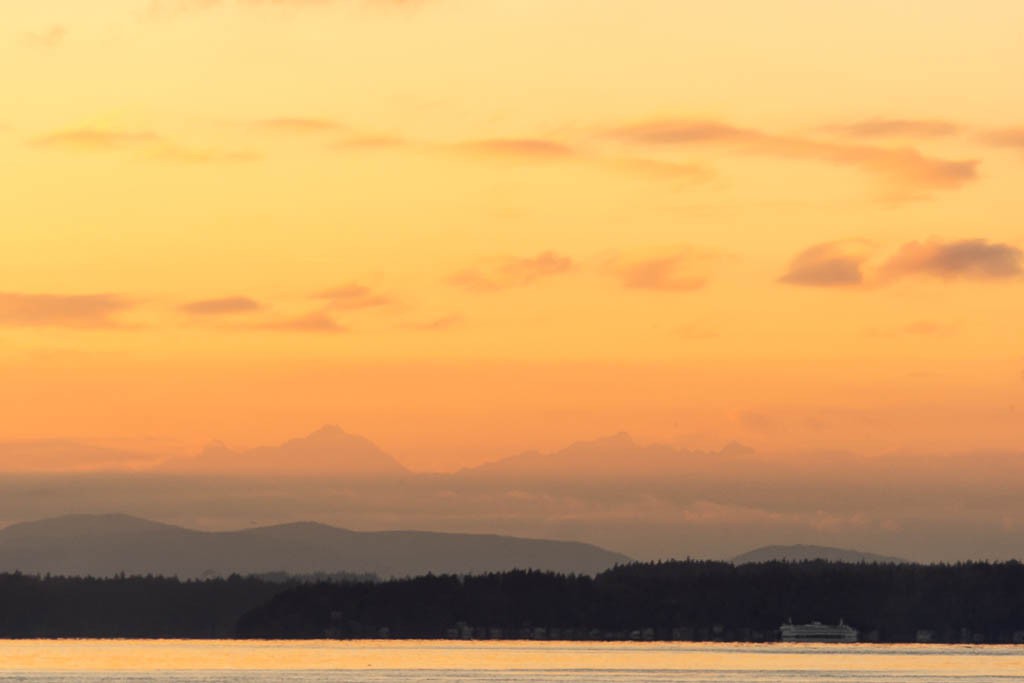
<box><xmin>780</xmin><ymin>242</ymin><xmax>868</xmax><ymax>287</ymax></box>
<box><xmin>782</xmin><ymin>239</ymin><xmax>1023</xmax><ymax>288</ymax></box>
<box><xmin>880</xmin><ymin>239</ymin><xmax>1024</xmax><ymax>281</ymax></box>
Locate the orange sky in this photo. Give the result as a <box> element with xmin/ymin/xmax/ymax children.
<box><xmin>1</xmin><ymin>0</ymin><xmax>1023</xmax><ymax>470</ymax></box>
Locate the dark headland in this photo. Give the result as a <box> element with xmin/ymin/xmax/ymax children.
<box><xmin>3</xmin><ymin>558</ymin><xmax>1024</xmax><ymax>643</ymax></box>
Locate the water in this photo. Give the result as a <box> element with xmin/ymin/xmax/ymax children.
<box><xmin>0</xmin><ymin>640</ymin><xmax>1021</xmax><ymax>682</ymax></box>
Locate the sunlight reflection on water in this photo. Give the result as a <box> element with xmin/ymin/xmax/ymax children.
<box><xmin>0</xmin><ymin>640</ymin><xmax>1022</xmax><ymax>682</ymax></box>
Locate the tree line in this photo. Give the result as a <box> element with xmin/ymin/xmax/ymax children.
<box><xmin>237</xmin><ymin>560</ymin><xmax>1024</xmax><ymax>643</ymax></box>
<box><xmin>3</xmin><ymin>560</ymin><xmax>1024</xmax><ymax>642</ymax></box>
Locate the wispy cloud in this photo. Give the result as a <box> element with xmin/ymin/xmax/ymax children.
<box><xmin>823</xmin><ymin>118</ymin><xmax>960</xmax><ymax>139</ymax></box>
<box><xmin>181</xmin><ymin>297</ymin><xmax>264</xmax><ymax>315</ymax></box>
<box><xmin>879</xmin><ymin>239</ymin><xmax>1023</xmax><ymax>282</ymax></box>
<box><xmin>451</xmin><ymin>135</ymin><xmax>710</xmax><ymax>183</ymax></box>
<box><xmin>257</xmin><ymin>312</ymin><xmax>347</xmax><ymax>333</ymax></box>
<box><xmin>779</xmin><ymin>241</ymin><xmax>870</xmax><ymax>288</ymax></box>
<box><xmin>984</xmin><ymin>127</ymin><xmax>1024</xmax><ymax>151</ymax></box>
<box><xmin>608</xmin><ymin>249</ymin><xmax>714</xmax><ymax>292</ymax></box>
<box><xmin>32</xmin><ymin>129</ymin><xmax>160</xmax><ymax>151</ymax></box>
<box><xmin>449</xmin><ymin>252</ymin><xmax>574</xmax><ymax>292</ymax></box>
<box><xmin>456</xmin><ymin>138</ymin><xmax>576</xmax><ymax>161</ymax></box>
<box><xmin>403</xmin><ymin>315</ymin><xmax>462</xmax><ymax>332</ymax></box>
<box><xmin>866</xmin><ymin>320</ymin><xmax>957</xmax><ymax>338</ymax></box>
<box><xmin>32</xmin><ymin>127</ymin><xmax>259</xmax><ymax>164</ymax></box>
<box><xmin>316</xmin><ymin>284</ymin><xmax>393</xmax><ymax>310</ymax></box>
<box><xmin>0</xmin><ymin>293</ymin><xmax>133</xmax><ymax>328</ymax></box>
<box><xmin>608</xmin><ymin>119</ymin><xmax>977</xmax><ymax>197</ymax></box>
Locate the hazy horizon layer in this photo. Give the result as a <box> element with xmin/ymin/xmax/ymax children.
<box><xmin>1</xmin><ymin>426</ymin><xmax>1022</xmax><ymax>563</ymax></box>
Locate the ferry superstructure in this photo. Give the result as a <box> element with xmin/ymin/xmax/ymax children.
<box><xmin>780</xmin><ymin>620</ymin><xmax>858</xmax><ymax>642</ymax></box>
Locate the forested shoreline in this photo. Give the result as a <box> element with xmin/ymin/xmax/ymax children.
<box><xmin>4</xmin><ymin>561</ymin><xmax>1024</xmax><ymax>643</ymax></box>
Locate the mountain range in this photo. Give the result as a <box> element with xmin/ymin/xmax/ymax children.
<box><xmin>2</xmin><ymin>425</ymin><xmax>1020</xmax><ymax>564</ymax></box>
<box><xmin>163</xmin><ymin>425</ymin><xmax>408</xmax><ymax>476</ymax></box>
<box><xmin>0</xmin><ymin>514</ymin><xmax>630</xmax><ymax>579</ymax></box>
<box><xmin>0</xmin><ymin>425</ymin><xmax>758</xmax><ymax>477</ymax></box>
<box><xmin>458</xmin><ymin>432</ymin><xmax>757</xmax><ymax>479</ymax></box>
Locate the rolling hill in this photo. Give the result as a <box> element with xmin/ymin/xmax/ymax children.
<box><xmin>0</xmin><ymin>514</ymin><xmax>630</xmax><ymax>578</ymax></box>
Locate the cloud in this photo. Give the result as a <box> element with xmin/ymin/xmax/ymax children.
<box><xmin>879</xmin><ymin>239</ymin><xmax>1024</xmax><ymax>281</ymax></box>
<box><xmin>984</xmin><ymin>128</ymin><xmax>1024</xmax><ymax>150</ymax></box>
<box><xmin>20</xmin><ymin>26</ymin><xmax>66</xmax><ymax>49</ymax></box>
<box><xmin>32</xmin><ymin>129</ymin><xmax>161</xmax><ymax>151</ymax></box>
<box><xmin>779</xmin><ymin>241</ymin><xmax>869</xmax><ymax>287</ymax></box>
<box><xmin>256</xmin><ymin>118</ymin><xmax>341</xmax><ymax>133</ymax></box>
<box><xmin>181</xmin><ymin>297</ymin><xmax>264</xmax><ymax>315</ymax></box>
<box><xmin>823</xmin><ymin>119</ymin><xmax>960</xmax><ymax>139</ymax></box>
<box><xmin>608</xmin><ymin>119</ymin><xmax>977</xmax><ymax>196</ymax></box>
<box><xmin>0</xmin><ymin>293</ymin><xmax>133</xmax><ymax>328</ymax></box>
<box><xmin>32</xmin><ymin>128</ymin><xmax>255</xmax><ymax>164</ymax></box>
<box><xmin>452</xmin><ymin>136</ymin><xmax>710</xmax><ymax>183</ymax></box>
<box><xmin>257</xmin><ymin>312</ymin><xmax>347</xmax><ymax>333</ymax></box>
<box><xmin>782</xmin><ymin>239</ymin><xmax>1023</xmax><ymax>288</ymax></box>
<box><xmin>449</xmin><ymin>252</ymin><xmax>574</xmax><ymax>292</ymax></box>
<box><xmin>609</xmin><ymin>250</ymin><xmax>712</xmax><ymax>292</ymax></box>
<box><xmin>457</xmin><ymin>138</ymin><xmax>576</xmax><ymax>161</ymax></box>
<box><xmin>316</xmin><ymin>284</ymin><xmax>393</xmax><ymax>310</ymax></box>
<box><xmin>403</xmin><ymin>315</ymin><xmax>462</xmax><ymax>332</ymax></box>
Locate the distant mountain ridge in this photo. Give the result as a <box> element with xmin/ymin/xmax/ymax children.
<box><xmin>0</xmin><ymin>425</ymin><xmax>755</xmax><ymax>479</ymax></box>
<box><xmin>0</xmin><ymin>514</ymin><xmax>630</xmax><ymax>579</ymax></box>
<box><xmin>458</xmin><ymin>432</ymin><xmax>757</xmax><ymax>478</ymax></box>
<box><xmin>733</xmin><ymin>544</ymin><xmax>905</xmax><ymax>564</ymax></box>
<box><xmin>163</xmin><ymin>425</ymin><xmax>409</xmax><ymax>476</ymax></box>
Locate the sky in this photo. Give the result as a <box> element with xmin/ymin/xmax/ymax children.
<box><xmin>2</xmin><ymin>0</ymin><xmax>1023</xmax><ymax>471</ymax></box>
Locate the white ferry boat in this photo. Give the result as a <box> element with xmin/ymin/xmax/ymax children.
<box><xmin>780</xmin><ymin>619</ymin><xmax>858</xmax><ymax>642</ymax></box>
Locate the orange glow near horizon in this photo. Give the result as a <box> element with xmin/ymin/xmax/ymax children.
<box><xmin>2</xmin><ymin>640</ymin><xmax>1021</xmax><ymax>676</ymax></box>
<box><xmin>2</xmin><ymin>1</ymin><xmax>1023</xmax><ymax>471</ymax></box>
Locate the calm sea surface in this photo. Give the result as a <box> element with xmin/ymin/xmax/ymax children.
<box><xmin>0</xmin><ymin>640</ymin><xmax>1021</xmax><ymax>682</ymax></box>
